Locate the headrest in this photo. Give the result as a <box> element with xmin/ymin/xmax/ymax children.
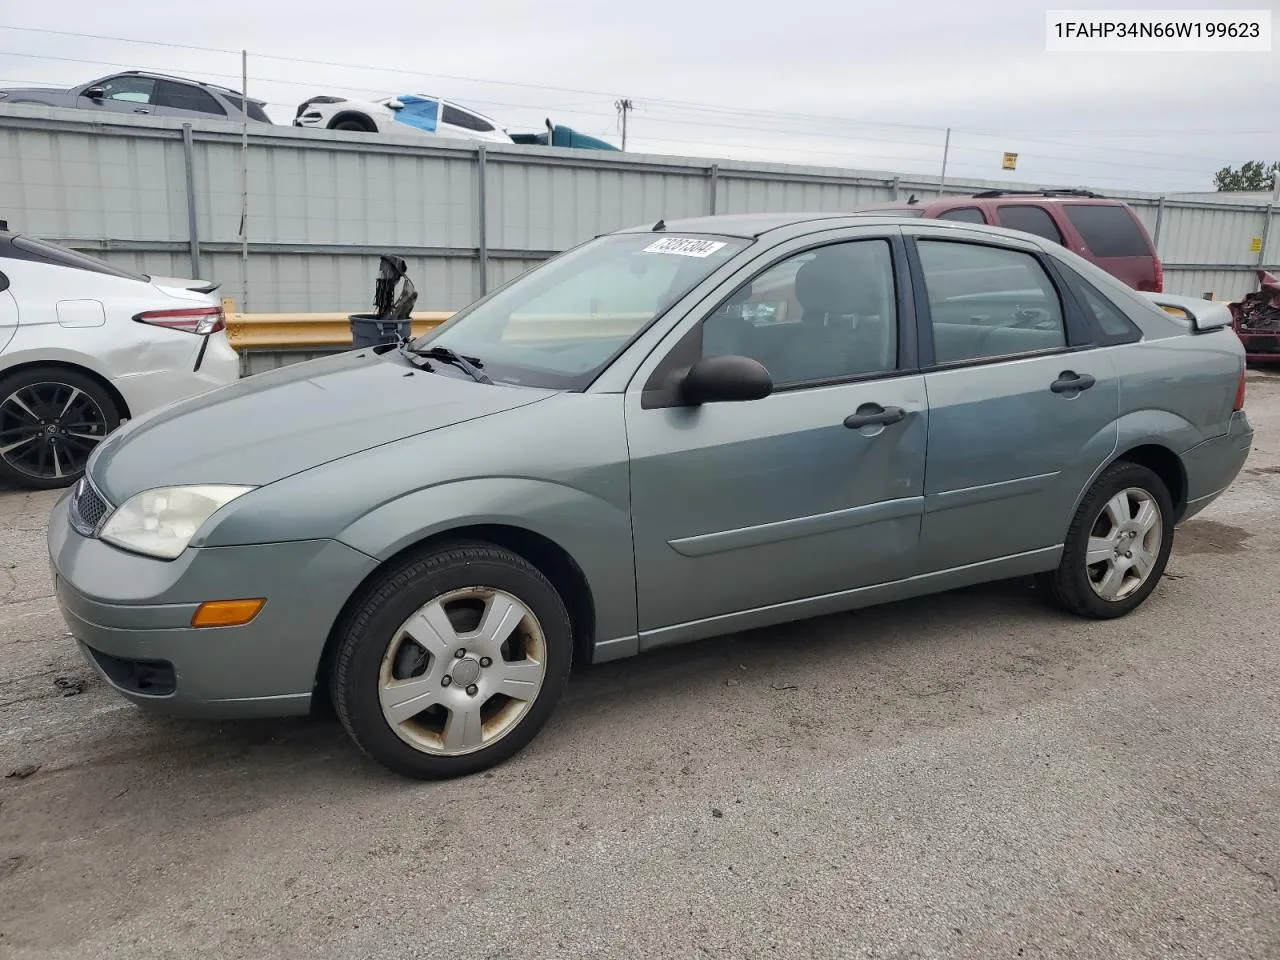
<box><xmin>794</xmin><ymin>248</ymin><xmax>886</xmax><ymax>318</ymax></box>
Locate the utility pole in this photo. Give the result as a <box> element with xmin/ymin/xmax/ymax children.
<box><xmin>616</xmin><ymin>98</ymin><xmax>633</xmax><ymax>151</ymax></box>
<box><xmin>239</xmin><ymin>49</ymin><xmax>249</xmax><ymax>310</ymax></box>
<box><xmin>938</xmin><ymin>127</ymin><xmax>951</xmax><ymax>197</ymax></box>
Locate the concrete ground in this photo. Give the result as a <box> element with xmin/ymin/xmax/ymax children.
<box><xmin>1</xmin><ymin>378</ymin><xmax>1278</xmax><ymax>960</ymax></box>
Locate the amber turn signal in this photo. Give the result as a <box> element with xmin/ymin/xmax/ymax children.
<box><xmin>191</xmin><ymin>598</ymin><xmax>266</xmax><ymax>628</ymax></box>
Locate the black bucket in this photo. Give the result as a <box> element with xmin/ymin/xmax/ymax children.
<box><xmin>349</xmin><ymin>313</ymin><xmax>411</xmax><ymax>348</ymax></box>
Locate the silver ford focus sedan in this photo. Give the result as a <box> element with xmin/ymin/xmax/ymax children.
<box><xmin>48</xmin><ymin>213</ymin><xmax>1253</xmax><ymax>779</ymax></box>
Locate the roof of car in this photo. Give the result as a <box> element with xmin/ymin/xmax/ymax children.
<box><xmin>116</xmin><ymin>71</ymin><xmax>266</xmax><ymax>105</ymax></box>
<box><xmin>616</xmin><ymin>210</ymin><xmax>1058</xmax><ymax>240</ymax></box>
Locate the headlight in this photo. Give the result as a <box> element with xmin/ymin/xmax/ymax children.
<box><xmin>100</xmin><ymin>485</ymin><xmax>255</xmax><ymax>560</ymax></box>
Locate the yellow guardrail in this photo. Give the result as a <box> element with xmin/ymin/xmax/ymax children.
<box><xmin>222</xmin><ymin>299</ymin><xmax>650</xmax><ymax>351</ymax></box>
<box><xmin>223</xmin><ymin>305</ymin><xmax>455</xmax><ymax>351</ymax></box>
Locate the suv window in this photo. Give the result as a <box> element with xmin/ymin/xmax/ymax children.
<box><xmin>96</xmin><ymin>76</ymin><xmax>154</xmax><ymax>103</ymax></box>
<box><xmin>222</xmin><ymin>93</ymin><xmax>271</xmax><ymax>123</ymax></box>
<box><xmin>701</xmin><ymin>239</ymin><xmax>898</xmax><ymax>386</ymax></box>
<box><xmin>917</xmin><ymin>240</ymin><xmax>1066</xmax><ymax>364</ymax></box>
<box><xmin>1057</xmin><ymin>263</ymin><xmax>1142</xmax><ymax>342</ymax></box>
<box><xmin>154</xmin><ymin>80</ymin><xmax>227</xmax><ymax>116</ymax></box>
<box><xmin>7</xmin><ymin>235</ymin><xmax>148</xmax><ymax>281</ymax></box>
<box><xmin>937</xmin><ymin>207</ymin><xmax>986</xmax><ymax>224</ymax></box>
<box><xmin>1063</xmin><ymin>204</ymin><xmax>1151</xmax><ymax>258</ymax></box>
<box><xmin>442</xmin><ymin>105</ymin><xmax>494</xmax><ymax>132</ymax></box>
<box><xmin>997</xmin><ymin>205</ymin><xmax>1065</xmax><ymax>245</ymax></box>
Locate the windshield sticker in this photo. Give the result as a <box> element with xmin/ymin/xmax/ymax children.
<box><xmin>642</xmin><ymin>237</ymin><xmax>728</xmax><ymax>258</ymax></box>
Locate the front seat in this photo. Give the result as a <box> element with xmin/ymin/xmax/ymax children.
<box><xmin>770</xmin><ymin>248</ymin><xmax>892</xmax><ymax>383</ymax></box>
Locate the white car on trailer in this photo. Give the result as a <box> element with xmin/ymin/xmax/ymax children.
<box><xmin>293</xmin><ymin>93</ymin><xmax>514</xmax><ymax>143</ymax></box>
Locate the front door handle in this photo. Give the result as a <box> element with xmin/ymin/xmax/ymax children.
<box><xmin>133</xmin><ymin>107</ymin><xmax>150</xmax><ymax>114</ymax></box>
<box><xmin>843</xmin><ymin>405</ymin><xmax>906</xmax><ymax>429</ymax></box>
<box><xmin>1050</xmin><ymin>371</ymin><xmax>1096</xmax><ymax>394</ymax></box>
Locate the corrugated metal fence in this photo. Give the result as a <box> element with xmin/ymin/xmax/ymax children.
<box><xmin>2</xmin><ymin>103</ymin><xmax>1276</xmax><ymax>312</ymax></box>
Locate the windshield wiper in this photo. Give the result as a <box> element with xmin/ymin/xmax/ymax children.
<box><xmin>396</xmin><ymin>342</ymin><xmax>435</xmax><ymax>371</ymax></box>
<box><xmin>413</xmin><ymin>345</ymin><xmax>492</xmax><ymax>384</ymax></box>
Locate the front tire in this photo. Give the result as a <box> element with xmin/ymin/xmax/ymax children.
<box><xmin>1040</xmin><ymin>461</ymin><xmax>1174</xmax><ymax>619</ymax></box>
<box><xmin>0</xmin><ymin>366</ymin><xmax>120</xmax><ymax>489</ymax></box>
<box><xmin>332</xmin><ymin>117</ymin><xmax>372</xmax><ymax>132</ymax></box>
<box><xmin>331</xmin><ymin>542</ymin><xmax>573</xmax><ymax>779</ymax></box>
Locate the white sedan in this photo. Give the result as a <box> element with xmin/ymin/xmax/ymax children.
<box><xmin>0</xmin><ymin>229</ymin><xmax>239</xmax><ymax>489</ymax></box>
<box><xmin>292</xmin><ymin>93</ymin><xmax>514</xmax><ymax>143</ymax></box>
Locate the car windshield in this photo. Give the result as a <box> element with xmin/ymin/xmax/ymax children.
<box><xmin>410</xmin><ymin>232</ymin><xmax>747</xmax><ymax>389</ymax></box>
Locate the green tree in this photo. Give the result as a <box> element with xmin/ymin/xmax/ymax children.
<box><xmin>1213</xmin><ymin>160</ymin><xmax>1280</xmax><ymax>192</ymax></box>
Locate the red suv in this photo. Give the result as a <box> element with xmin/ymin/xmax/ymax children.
<box><xmin>855</xmin><ymin>189</ymin><xmax>1163</xmax><ymax>292</ymax></box>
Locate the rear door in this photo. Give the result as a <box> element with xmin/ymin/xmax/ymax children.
<box><xmin>905</xmin><ymin>226</ymin><xmax>1120</xmax><ymax>572</ymax></box>
<box><xmin>151</xmin><ymin>80</ymin><xmax>229</xmax><ymax>121</ymax></box>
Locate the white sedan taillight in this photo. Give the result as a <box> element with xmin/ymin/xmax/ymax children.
<box><xmin>134</xmin><ymin>305</ymin><xmax>225</xmax><ymax>335</ymax></box>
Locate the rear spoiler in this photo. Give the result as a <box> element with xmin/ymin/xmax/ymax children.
<box><xmin>1141</xmin><ymin>292</ymin><xmax>1232</xmax><ymax>334</ymax></box>
<box><xmin>147</xmin><ymin>275</ymin><xmax>221</xmax><ymax>295</ymax></box>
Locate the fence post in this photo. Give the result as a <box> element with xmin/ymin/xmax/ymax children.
<box><xmin>708</xmin><ymin>164</ymin><xmax>719</xmax><ymax>215</ymax></box>
<box><xmin>891</xmin><ymin>176</ymin><xmax>900</xmax><ymax>201</ymax></box>
<box><xmin>1152</xmin><ymin>196</ymin><xmax>1166</xmax><ymax>252</ymax></box>
<box><xmin>1257</xmin><ymin>203</ymin><xmax>1275</xmax><ymax>290</ymax></box>
<box><xmin>181</xmin><ymin>123</ymin><xmax>201</xmax><ymax>278</ymax></box>
<box><xmin>477</xmin><ymin>144</ymin><xmax>489</xmax><ymax>296</ymax></box>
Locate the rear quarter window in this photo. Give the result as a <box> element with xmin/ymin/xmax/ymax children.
<box><xmin>1063</xmin><ymin>204</ymin><xmax>1152</xmax><ymax>258</ymax></box>
<box><xmin>6</xmin><ymin>236</ymin><xmax>147</xmax><ymax>282</ymax></box>
<box><xmin>1056</xmin><ymin>262</ymin><xmax>1142</xmax><ymax>343</ymax></box>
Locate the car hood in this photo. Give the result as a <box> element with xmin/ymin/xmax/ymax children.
<box><xmin>89</xmin><ymin>349</ymin><xmax>555</xmax><ymax>503</ymax></box>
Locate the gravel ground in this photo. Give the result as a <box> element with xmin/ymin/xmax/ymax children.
<box><xmin>1</xmin><ymin>376</ymin><xmax>1278</xmax><ymax>960</ymax></box>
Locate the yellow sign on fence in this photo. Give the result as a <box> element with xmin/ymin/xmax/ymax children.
<box><xmin>1249</xmin><ymin>237</ymin><xmax>1263</xmax><ymax>253</ymax></box>
<box><xmin>1002</xmin><ymin>152</ymin><xmax>1018</xmax><ymax>170</ymax></box>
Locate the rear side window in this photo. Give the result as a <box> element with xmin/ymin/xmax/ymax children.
<box><xmin>998</xmin><ymin>205</ymin><xmax>1065</xmax><ymax>245</ymax></box>
<box><xmin>442</xmin><ymin>105</ymin><xmax>495</xmax><ymax>132</ymax></box>
<box><xmin>6</xmin><ymin>236</ymin><xmax>147</xmax><ymax>282</ymax></box>
<box><xmin>1057</xmin><ymin>263</ymin><xmax>1142</xmax><ymax>343</ymax></box>
<box><xmin>223</xmin><ymin>94</ymin><xmax>272</xmax><ymax>123</ymax></box>
<box><xmin>917</xmin><ymin>240</ymin><xmax>1067</xmax><ymax>364</ymax></box>
<box><xmin>936</xmin><ymin>207</ymin><xmax>986</xmax><ymax>224</ymax></box>
<box><xmin>1063</xmin><ymin>204</ymin><xmax>1152</xmax><ymax>258</ymax></box>
<box><xmin>154</xmin><ymin>81</ymin><xmax>227</xmax><ymax>116</ymax></box>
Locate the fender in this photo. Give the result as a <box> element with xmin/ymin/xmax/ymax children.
<box><xmin>336</xmin><ymin>476</ymin><xmax>639</xmax><ymax>654</ymax></box>
<box><xmin>1063</xmin><ymin>408</ymin><xmax>1198</xmax><ymax>524</ymax></box>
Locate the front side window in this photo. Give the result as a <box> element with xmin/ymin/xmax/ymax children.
<box><xmin>154</xmin><ymin>81</ymin><xmax>227</xmax><ymax>116</ymax></box>
<box><xmin>997</xmin><ymin>205</ymin><xmax>1065</xmax><ymax>244</ymax></box>
<box><xmin>97</xmin><ymin>76</ymin><xmax>154</xmax><ymax>103</ymax></box>
<box><xmin>700</xmin><ymin>239</ymin><xmax>898</xmax><ymax>386</ymax></box>
<box><xmin>414</xmin><ymin>233</ymin><xmax>747</xmax><ymax>389</ymax></box>
<box><xmin>917</xmin><ymin>240</ymin><xmax>1067</xmax><ymax>364</ymax></box>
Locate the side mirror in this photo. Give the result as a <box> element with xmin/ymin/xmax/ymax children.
<box><xmin>680</xmin><ymin>355</ymin><xmax>772</xmax><ymax>405</ymax></box>
<box><xmin>385</xmin><ymin>99</ymin><xmax>404</xmax><ymax>111</ymax></box>
<box><xmin>84</xmin><ymin>86</ymin><xmax>105</xmax><ymax>100</ymax></box>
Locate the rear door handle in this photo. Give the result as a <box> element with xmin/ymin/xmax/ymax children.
<box><xmin>1050</xmin><ymin>371</ymin><xmax>1096</xmax><ymax>394</ymax></box>
<box><xmin>843</xmin><ymin>405</ymin><xmax>906</xmax><ymax>429</ymax></box>
<box><xmin>133</xmin><ymin>107</ymin><xmax>150</xmax><ymax>114</ymax></box>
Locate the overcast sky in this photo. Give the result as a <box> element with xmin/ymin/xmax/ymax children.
<box><xmin>2</xmin><ymin>0</ymin><xmax>1277</xmax><ymax>192</ymax></box>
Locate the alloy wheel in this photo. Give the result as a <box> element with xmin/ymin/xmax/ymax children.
<box><xmin>1085</xmin><ymin>487</ymin><xmax>1163</xmax><ymax>602</ymax></box>
<box><xmin>0</xmin><ymin>382</ymin><xmax>108</xmax><ymax>481</ymax></box>
<box><xmin>378</xmin><ymin>587</ymin><xmax>547</xmax><ymax>756</ymax></box>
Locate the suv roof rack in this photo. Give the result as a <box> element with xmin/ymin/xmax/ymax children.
<box><xmin>970</xmin><ymin>188</ymin><xmax>1106</xmax><ymax>199</ymax></box>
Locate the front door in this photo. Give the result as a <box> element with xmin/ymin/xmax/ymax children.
<box><xmin>76</xmin><ymin>75</ymin><xmax>155</xmax><ymax>116</ymax></box>
<box><xmin>908</xmin><ymin>231</ymin><xmax>1120</xmax><ymax>571</ymax></box>
<box><xmin>625</xmin><ymin>233</ymin><xmax>928</xmax><ymax>642</ymax></box>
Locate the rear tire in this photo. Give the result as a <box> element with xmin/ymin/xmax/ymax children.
<box><xmin>331</xmin><ymin>541</ymin><xmax>573</xmax><ymax>779</ymax></box>
<box><xmin>0</xmin><ymin>366</ymin><xmax>121</xmax><ymax>490</ymax></box>
<box><xmin>1039</xmin><ymin>461</ymin><xmax>1174</xmax><ymax>619</ymax></box>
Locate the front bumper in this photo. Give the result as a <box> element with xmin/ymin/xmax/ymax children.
<box><xmin>48</xmin><ymin>492</ymin><xmax>379</xmax><ymax>718</ymax></box>
<box><xmin>1180</xmin><ymin>409</ymin><xmax>1254</xmax><ymax>522</ymax></box>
